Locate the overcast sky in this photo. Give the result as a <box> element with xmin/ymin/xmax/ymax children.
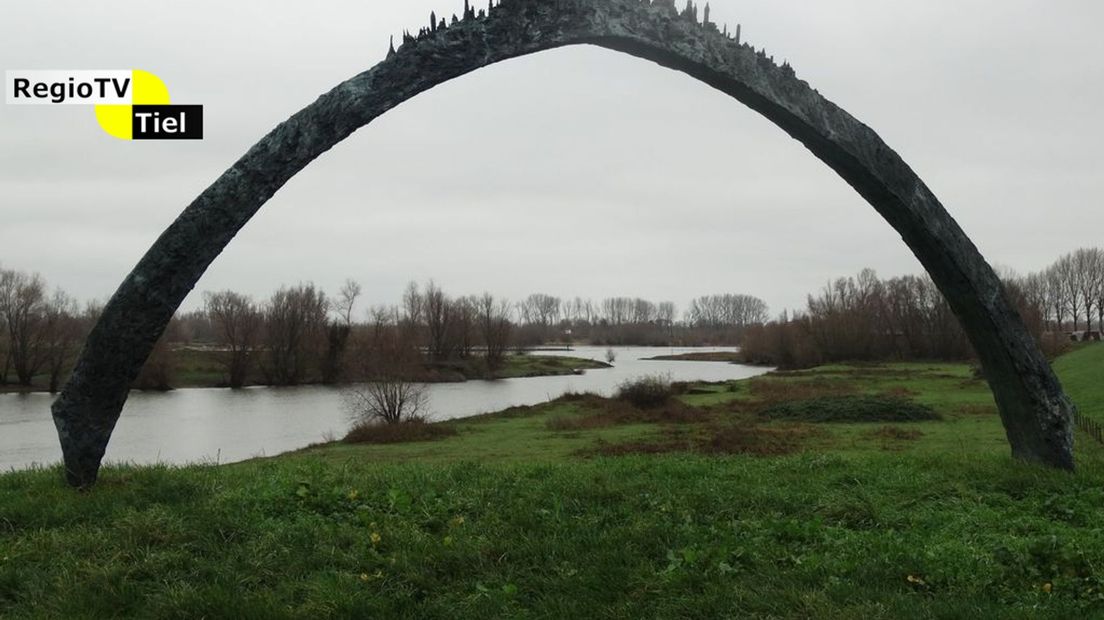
<box><xmin>2</xmin><ymin>1</ymin><xmax>1102</xmax><ymax>318</ymax></box>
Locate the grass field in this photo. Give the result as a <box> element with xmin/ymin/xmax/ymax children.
<box><xmin>2</xmin><ymin>346</ymin><xmax>1104</xmax><ymax>618</ymax></box>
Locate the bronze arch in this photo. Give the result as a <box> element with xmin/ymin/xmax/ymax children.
<box><xmin>52</xmin><ymin>0</ymin><xmax>1075</xmax><ymax>486</ymax></box>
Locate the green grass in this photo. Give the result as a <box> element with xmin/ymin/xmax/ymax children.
<box><xmin>1053</xmin><ymin>343</ymin><xmax>1104</xmax><ymax>422</ymax></box>
<box><xmin>486</xmin><ymin>354</ymin><xmax>610</xmax><ymax>380</ymax></box>
<box><xmin>3</xmin><ymin>345</ymin><xmax>1104</xmax><ymax>618</ymax></box>
<box><xmin>760</xmin><ymin>395</ymin><xmax>940</xmax><ymax>423</ymax></box>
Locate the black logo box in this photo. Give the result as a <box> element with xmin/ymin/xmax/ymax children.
<box><xmin>131</xmin><ymin>104</ymin><xmax>203</xmax><ymax>140</ymax></box>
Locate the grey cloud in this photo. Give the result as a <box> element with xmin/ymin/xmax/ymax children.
<box><xmin>2</xmin><ymin>0</ymin><xmax>1102</xmax><ymax>316</ymax></box>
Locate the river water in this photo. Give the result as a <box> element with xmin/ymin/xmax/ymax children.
<box><xmin>0</xmin><ymin>346</ymin><xmax>769</xmax><ymax>471</ymax></box>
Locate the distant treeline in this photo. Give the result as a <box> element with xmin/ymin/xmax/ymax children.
<box><xmin>0</xmin><ymin>264</ymin><xmax>767</xmax><ymax>391</ymax></box>
<box><xmin>0</xmin><ymin>268</ymin><xmax>95</xmax><ymax>392</ymax></box>
<box><xmin>176</xmin><ymin>283</ymin><xmax>770</xmax><ymax>388</ymax></box>
<box><xmin>741</xmin><ymin>248</ymin><xmax>1104</xmax><ymax>369</ymax></box>
<box><xmin>5</xmin><ymin>247</ymin><xmax>1098</xmax><ymax>390</ymax></box>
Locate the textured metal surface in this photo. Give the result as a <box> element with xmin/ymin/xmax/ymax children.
<box><xmin>52</xmin><ymin>0</ymin><xmax>1075</xmax><ymax>486</ymax></box>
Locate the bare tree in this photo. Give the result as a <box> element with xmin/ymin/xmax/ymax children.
<box><xmin>686</xmin><ymin>293</ymin><xmax>769</xmax><ymax>329</ymax></box>
<box><xmin>601</xmin><ymin>297</ymin><xmax>632</xmax><ymax>326</ymax></box>
<box><xmin>41</xmin><ymin>290</ymin><xmax>82</xmax><ymax>393</ymax></box>
<box><xmin>478</xmin><ymin>293</ymin><xmax>513</xmax><ymax>370</ymax></box>
<box><xmin>423</xmin><ymin>280</ymin><xmax>455</xmax><ymax>362</ymax></box>
<box><xmin>1072</xmin><ymin>249</ymin><xmax>1099</xmax><ymax>333</ymax></box>
<box><xmin>1045</xmin><ymin>265</ymin><xmax>1067</xmax><ymax>331</ymax></box>
<box><xmin>455</xmin><ymin>295</ymin><xmax>477</xmax><ymax>359</ymax></box>
<box><xmin>0</xmin><ymin>270</ymin><xmax>48</xmax><ymax>386</ymax></box>
<box><xmin>1055</xmin><ymin>254</ymin><xmax>1083</xmax><ymax>331</ymax></box>
<box><xmin>0</xmin><ymin>268</ymin><xmax>12</xmax><ymax>384</ymax></box>
<box><xmin>343</xmin><ymin>376</ymin><xmax>428</xmax><ymax>425</ymax></box>
<box><xmin>518</xmin><ymin>293</ymin><xmax>561</xmax><ymax>341</ymax></box>
<box><xmin>204</xmin><ymin>290</ymin><xmax>261</xmax><ymax>388</ymax></box>
<box><xmin>656</xmin><ymin>301</ymin><xmax>677</xmax><ymax>325</ymax></box>
<box><xmin>260</xmin><ymin>283</ymin><xmax>329</xmax><ymax>385</ymax></box>
<box><xmin>319</xmin><ymin>279</ymin><xmax>363</xmax><ymax>385</ymax></box>
<box><xmin>1021</xmin><ymin>271</ymin><xmax>1051</xmax><ymax>330</ymax></box>
<box><xmin>343</xmin><ymin>317</ymin><xmax>427</xmax><ymax>425</ymax></box>
<box><xmin>401</xmin><ymin>281</ymin><xmax>423</xmax><ymax>326</ymax></box>
<box><xmin>336</xmin><ymin>278</ymin><xmax>363</xmax><ymax>326</ymax></box>
<box><xmin>1094</xmin><ymin>249</ymin><xmax>1104</xmax><ymax>331</ymax></box>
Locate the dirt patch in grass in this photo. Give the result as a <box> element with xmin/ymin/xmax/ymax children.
<box><xmin>703</xmin><ymin>424</ymin><xmax>823</xmax><ymax>456</ymax></box>
<box><xmin>882</xmin><ymin>386</ymin><xmax>919</xmax><ymax>398</ymax></box>
<box><xmin>585</xmin><ymin>436</ymin><xmax>695</xmax><ymax>457</ymax></box>
<box><xmin>867</xmin><ymin>425</ymin><xmax>924</xmax><ymax>452</ymax></box>
<box><xmin>581</xmin><ymin>422</ymin><xmax>821</xmax><ymax>458</ymax></box>
<box><xmin>546</xmin><ymin>395</ymin><xmax>711</xmax><ymax>431</ymax></box>
<box><xmin>343</xmin><ymin>419</ymin><xmax>458</xmax><ymax>444</ymax></box>
<box><xmin>869</xmin><ymin>426</ymin><xmax>924</xmax><ymax>441</ymax></box>
<box><xmin>747</xmin><ymin>377</ymin><xmax>860</xmax><ymax>404</ymax></box>
<box><xmin>760</xmin><ymin>395</ymin><xmax>940</xmax><ymax>423</ymax></box>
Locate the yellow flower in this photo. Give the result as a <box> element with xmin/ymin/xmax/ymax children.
<box><xmin>370</xmin><ymin>532</ymin><xmax>381</xmax><ymax>545</ymax></box>
<box><xmin>359</xmin><ymin>573</ymin><xmax>370</xmax><ymax>582</ymax></box>
<box><xmin>1043</xmin><ymin>582</ymin><xmax>1053</xmax><ymax>593</ymax></box>
<box><xmin>443</xmin><ymin>536</ymin><xmax>454</xmax><ymax>547</ymax></box>
<box><xmin>348</xmin><ymin>490</ymin><xmax>359</xmax><ymax>501</ymax></box>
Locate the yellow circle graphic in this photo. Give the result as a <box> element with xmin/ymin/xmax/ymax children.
<box><xmin>94</xmin><ymin>70</ymin><xmax>171</xmax><ymax>140</ymax></box>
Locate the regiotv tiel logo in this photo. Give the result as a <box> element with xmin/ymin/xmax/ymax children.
<box><xmin>5</xmin><ymin>69</ymin><xmax>203</xmax><ymax>140</ymax></box>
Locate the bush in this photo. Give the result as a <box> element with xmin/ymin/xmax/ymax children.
<box><xmin>760</xmin><ymin>395</ymin><xmax>940</xmax><ymax>423</ymax></box>
<box><xmin>342</xmin><ymin>378</ymin><xmax>429</xmax><ymax>425</ymax></box>
<box><xmin>343</xmin><ymin>417</ymin><xmax>457</xmax><ymax>444</ymax></box>
<box><xmin>615</xmin><ymin>374</ymin><xmax>674</xmax><ymax>409</ymax></box>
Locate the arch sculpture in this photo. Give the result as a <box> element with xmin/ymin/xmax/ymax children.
<box><xmin>52</xmin><ymin>0</ymin><xmax>1075</xmax><ymax>487</ymax></box>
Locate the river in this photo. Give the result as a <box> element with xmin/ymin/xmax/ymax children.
<box><xmin>0</xmin><ymin>346</ymin><xmax>769</xmax><ymax>471</ymax></box>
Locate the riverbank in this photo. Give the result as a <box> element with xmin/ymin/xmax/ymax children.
<box><xmin>171</xmin><ymin>351</ymin><xmax>613</xmax><ymax>389</ymax></box>
<box><xmin>644</xmin><ymin>351</ymin><xmax>746</xmax><ymax>362</ymax></box>
<box><xmin>3</xmin><ymin>345</ymin><xmax>1103</xmax><ymax>617</ymax></box>
<box><xmin>0</xmin><ymin>353</ymin><xmax>611</xmax><ymax>394</ymax></box>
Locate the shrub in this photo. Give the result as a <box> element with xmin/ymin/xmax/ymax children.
<box><xmin>343</xmin><ymin>417</ymin><xmax>457</xmax><ymax>444</ymax></box>
<box><xmin>615</xmin><ymin>374</ymin><xmax>674</xmax><ymax>408</ymax></box>
<box><xmin>760</xmin><ymin>395</ymin><xmax>939</xmax><ymax>423</ymax></box>
<box><xmin>342</xmin><ymin>378</ymin><xmax>428</xmax><ymax>425</ymax></box>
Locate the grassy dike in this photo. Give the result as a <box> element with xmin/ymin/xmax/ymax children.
<box><xmin>3</xmin><ymin>347</ymin><xmax>1104</xmax><ymax>618</ymax></box>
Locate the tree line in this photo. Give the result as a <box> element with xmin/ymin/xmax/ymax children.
<box><xmin>741</xmin><ymin>247</ymin><xmax>1104</xmax><ymax>369</ymax></box>
<box><xmin>0</xmin><ymin>267</ymin><xmax>94</xmax><ymax>392</ymax></box>
<box><xmin>1019</xmin><ymin>248</ymin><xmax>1104</xmax><ymax>335</ymax></box>
<box><xmin>194</xmin><ymin>282</ymin><xmax>771</xmax><ymax>388</ymax></box>
<box><xmin>8</xmin><ymin>247</ymin><xmax>1096</xmax><ymax>389</ymax></box>
<box><xmin>0</xmin><ymin>263</ymin><xmax>769</xmax><ymax>391</ymax></box>
<box><xmin>741</xmin><ymin>269</ymin><xmax>975</xmax><ymax>368</ymax></box>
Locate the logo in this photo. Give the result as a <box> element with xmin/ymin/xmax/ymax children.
<box><xmin>5</xmin><ymin>69</ymin><xmax>203</xmax><ymax>140</ymax></box>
